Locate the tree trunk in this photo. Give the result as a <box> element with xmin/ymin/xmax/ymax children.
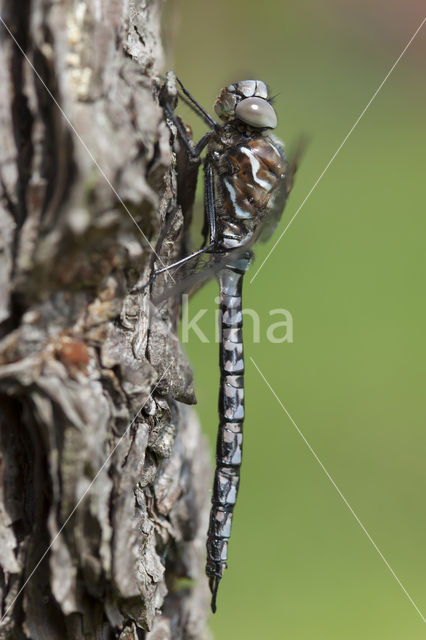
<box><xmin>0</xmin><ymin>1</ymin><xmax>211</xmax><ymax>638</ymax></box>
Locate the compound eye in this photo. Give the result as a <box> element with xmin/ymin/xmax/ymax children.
<box><xmin>235</xmin><ymin>97</ymin><xmax>277</xmax><ymax>128</ymax></box>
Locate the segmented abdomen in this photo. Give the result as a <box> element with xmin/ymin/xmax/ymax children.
<box><xmin>206</xmin><ymin>260</ymin><xmax>249</xmax><ymax>612</ymax></box>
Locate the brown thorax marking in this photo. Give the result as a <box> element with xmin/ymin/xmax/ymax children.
<box><xmin>211</xmin><ymin>136</ymin><xmax>288</xmax><ymax>231</ymax></box>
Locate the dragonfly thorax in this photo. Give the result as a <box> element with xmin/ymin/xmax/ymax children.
<box><xmin>208</xmin><ymin>131</ymin><xmax>289</xmax><ymax>250</ymax></box>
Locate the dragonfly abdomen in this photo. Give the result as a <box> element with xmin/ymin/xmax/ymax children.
<box><xmin>206</xmin><ymin>261</ymin><xmax>249</xmax><ymax>611</ymax></box>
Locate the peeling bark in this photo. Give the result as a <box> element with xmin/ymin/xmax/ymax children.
<box><xmin>0</xmin><ymin>1</ymin><xmax>211</xmax><ymax>638</ymax></box>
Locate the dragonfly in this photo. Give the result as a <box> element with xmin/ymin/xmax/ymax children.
<box><xmin>149</xmin><ymin>77</ymin><xmax>300</xmax><ymax>612</ymax></box>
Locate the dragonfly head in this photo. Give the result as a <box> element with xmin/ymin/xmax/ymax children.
<box><xmin>214</xmin><ymin>80</ymin><xmax>277</xmax><ymax>129</ymax></box>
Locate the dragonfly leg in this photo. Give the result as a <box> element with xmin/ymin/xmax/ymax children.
<box><xmin>143</xmin><ymin>157</ymin><xmax>220</xmax><ymax>289</ymax></box>
<box><xmin>131</xmin><ymin>243</ymin><xmax>216</xmax><ymax>293</ymax></box>
<box><xmin>134</xmin><ymin>97</ymin><xmax>220</xmax><ymax>294</ymax></box>
<box><xmin>204</xmin><ymin>155</ymin><xmax>217</xmax><ymax>245</ymax></box>
<box><xmin>163</xmin><ymin>102</ymin><xmax>212</xmax><ymax>161</ymax></box>
<box><xmin>176</xmin><ymin>77</ymin><xmax>217</xmax><ymax>129</ymax></box>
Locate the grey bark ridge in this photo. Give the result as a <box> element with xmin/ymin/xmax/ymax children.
<box><xmin>0</xmin><ymin>1</ymin><xmax>211</xmax><ymax>638</ymax></box>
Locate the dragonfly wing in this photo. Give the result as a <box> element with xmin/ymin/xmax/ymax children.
<box><xmin>151</xmin><ymin>244</ymin><xmax>253</xmax><ymax>304</ymax></box>
<box><xmin>285</xmin><ymin>136</ymin><xmax>307</xmax><ymax>195</ymax></box>
<box><xmin>257</xmin><ymin>136</ymin><xmax>307</xmax><ymax>244</ymax></box>
<box><xmin>256</xmin><ymin>177</ymin><xmax>289</xmax><ymax>244</ymax></box>
<box><xmin>150</xmin><ymin>250</ymin><xmax>219</xmax><ymax>304</ymax></box>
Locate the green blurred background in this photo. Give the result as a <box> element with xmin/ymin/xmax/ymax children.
<box><xmin>167</xmin><ymin>1</ymin><xmax>426</xmax><ymax>637</ymax></box>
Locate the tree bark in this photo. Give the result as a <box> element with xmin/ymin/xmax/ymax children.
<box><xmin>0</xmin><ymin>1</ymin><xmax>211</xmax><ymax>638</ymax></box>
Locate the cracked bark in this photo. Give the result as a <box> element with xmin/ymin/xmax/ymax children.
<box><xmin>0</xmin><ymin>1</ymin><xmax>211</xmax><ymax>638</ymax></box>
